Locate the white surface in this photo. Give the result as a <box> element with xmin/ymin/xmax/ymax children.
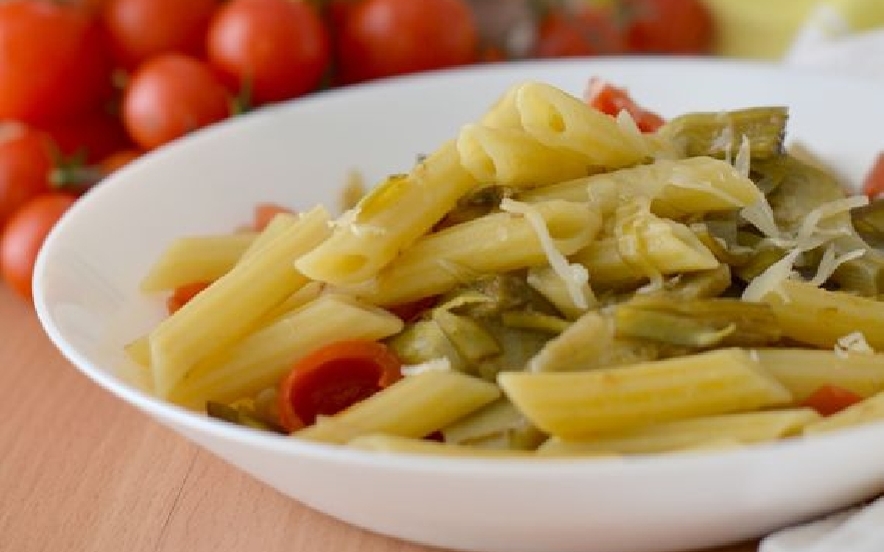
<box><xmin>33</xmin><ymin>58</ymin><xmax>884</xmax><ymax>552</ymax></box>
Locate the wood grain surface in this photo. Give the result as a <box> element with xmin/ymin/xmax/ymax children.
<box><xmin>0</xmin><ymin>285</ymin><xmax>757</xmax><ymax>552</ymax></box>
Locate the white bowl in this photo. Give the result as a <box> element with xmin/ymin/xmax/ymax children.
<box><xmin>33</xmin><ymin>58</ymin><xmax>884</xmax><ymax>552</ymax></box>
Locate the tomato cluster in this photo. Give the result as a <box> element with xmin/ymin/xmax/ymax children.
<box><xmin>0</xmin><ymin>0</ymin><xmax>714</xmax><ymax>303</ymax></box>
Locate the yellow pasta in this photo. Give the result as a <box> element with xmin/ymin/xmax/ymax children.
<box><xmin>295</xmin><ymin>140</ymin><xmax>477</xmax><ymax>286</ymax></box>
<box><xmin>754</xmin><ymin>348</ymin><xmax>884</xmax><ymax>401</ymax></box>
<box><xmin>760</xmin><ymin>279</ymin><xmax>884</xmax><ymax>349</ymax></box>
<box><xmin>170</xmin><ymin>293</ymin><xmax>402</xmax><ymax>408</ymax></box>
<box><xmin>149</xmin><ymin>207</ymin><xmax>331</xmax><ymax>397</ymax></box>
<box><xmin>456</xmin><ymin>123</ymin><xmax>594</xmax><ymax>187</ymax></box>
<box><xmin>139</xmin><ymin>232</ymin><xmax>257</xmax><ymax>292</ymax></box>
<box><xmin>348</xmin><ymin>434</ymin><xmax>533</xmax><ymax>457</ymax></box>
<box><xmin>537</xmin><ymin>408</ymin><xmax>819</xmax><ymax>456</ymax></box>
<box><xmin>355</xmin><ymin>199</ymin><xmax>601</xmax><ymax>306</ymax></box>
<box><xmin>499</xmin><ymin>348</ymin><xmax>792</xmax><ymax>438</ymax></box>
<box><xmin>518</xmin><ymin>156</ymin><xmax>763</xmax><ymax>218</ymax></box>
<box><xmin>295</xmin><ymin>370</ymin><xmax>500</xmax><ymax>444</ymax></box>
<box><xmin>238</xmin><ymin>211</ymin><xmax>300</xmax><ymax>262</ymax></box>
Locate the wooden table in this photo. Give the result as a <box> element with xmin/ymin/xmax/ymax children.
<box><xmin>0</xmin><ymin>285</ymin><xmax>757</xmax><ymax>552</ymax></box>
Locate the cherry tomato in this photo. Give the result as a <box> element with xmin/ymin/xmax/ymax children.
<box><xmin>207</xmin><ymin>0</ymin><xmax>330</xmax><ymax>106</ymax></box>
<box><xmin>620</xmin><ymin>0</ymin><xmax>715</xmax><ymax>55</ymax></box>
<box><xmin>334</xmin><ymin>0</ymin><xmax>478</xmax><ymax>85</ymax></box>
<box><xmin>534</xmin><ymin>5</ymin><xmax>625</xmax><ymax>58</ymax></box>
<box><xmin>584</xmin><ymin>77</ymin><xmax>664</xmax><ymax>132</ymax></box>
<box><xmin>122</xmin><ymin>54</ymin><xmax>231</xmax><ymax>151</ymax></box>
<box><xmin>862</xmin><ymin>152</ymin><xmax>884</xmax><ymax>199</ymax></box>
<box><xmin>166</xmin><ymin>281</ymin><xmax>212</xmax><ymax>314</ymax></box>
<box><xmin>0</xmin><ymin>0</ymin><xmax>113</xmax><ymax>125</ymax></box>
<box><xmin>38</xmin><ymin>110</ymin><xmax>133</xmax><ymax>164</ymax></box>
<box><xmin>278</xmin><ymin>340</ymin><xmax>402</xmax><ymax>432</ymax></box>
<box><xmin>102</xmin><ymin>0</ymin><xmax>219</xmax><ymax>68</ymax></box>
<box><xmin>1</xmin><ymin>193</ymin><xmax>77</xmax><ymax>301</ymax></box>
<box><xmin>0</xmin><ymin>125</ymin><xmax>55</xmax><ymax>228</ymax></box>
<box><xmin>801</xmin><ymin>384</ymin><xmax>864</xmax><ymax>417</ymax></box>
<box><xmin>253</xmin><ymin>202</ymin><xmax>295</xmax><ymax>231</ymax></box>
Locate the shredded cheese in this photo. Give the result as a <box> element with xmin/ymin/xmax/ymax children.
<box><xmin>401</xmin><ymin>357</ymin><xmax>452</xmax><ymax>377</ymax></box>
<box><xmin>734</xmin><ymin>134</ymin><xmax>752</xmax><ymax>179</ymax></box>
<box><xmin>835</xmin><ymin>332</ymin><xmax>875</xmax><ymax>358</ymax></box>
<box><xmin>809</xmin><ymin>244</ymin><xmax>866</xmax><ymax>287</ymax></box>
<box><xmin>499</xmin><ymin>198</ymin><xmax>589</xmax><ymax>309</ymax></box>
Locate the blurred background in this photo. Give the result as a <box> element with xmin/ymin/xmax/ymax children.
<box><xmin>1</xmin><ymin>0</ymin><xmax>883</xmax><ymax>304</ymax></box>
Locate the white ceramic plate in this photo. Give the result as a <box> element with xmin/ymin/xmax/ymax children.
<box><xmin>33</xmin><ymin>58</ymin><xmax>884</xmax><ymax>552</ymax></box>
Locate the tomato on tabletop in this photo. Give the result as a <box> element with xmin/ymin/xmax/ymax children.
<box><xmin>1</xmin><ymin>192</ymin><xmax>77</xmax><ymax>301</ymax></box>
<box><xmin>533</xmin><ymin>3</ymin><xmax>625</xmax><ymax>58</ymax></box>
<box><xmin>619</xmin><ymin>0</ymin><xmax>715</xmax><ymax>55</ymax></box>
<box><xmin>0</xmin><ymin>0</ymin><xmax>113</xmax><ymax>125</ymax></box>
<box><xmin>38</xmin><ymin>110</ymin><xmax>133</xmax><ymax>165</ymax></box>
<box><xmin>102</xmin><ymin>0</ymin><xmax>219</xmax><ymax>68</ymax></box>
<box><xmin>122</xmin><ymin>54</ymin><xmax>232</xmax><ymax>151</ymax></box>
<box><xmin>0</xmin><ymin>125</ymin><xmax>57</xmax><ymax>228</ymax></box>
<box><xmin>333</xmin><ymin>0</ymin><xmax>479</xmax><ymax>84</ymax></box>
<box><xmin>207</xmin><ymin>0</ymin><xmax>330</xmax><ymax>106</ymax></box>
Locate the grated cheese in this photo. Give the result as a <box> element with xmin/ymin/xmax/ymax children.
<box><xmin>834</xmin><ymin>332</ymin><xmax>875</xmax><ymax>358</ymax></box>
<box><xmin>734</xmin><ymin>134</ymin><xmax>752</xmax><ymax>179</ymax></box>
<box><xmin>499</xmin><ymin>198</ymin><xmax>589</xmax><ymax>309</ymax></box>
<box><xmin>809</xmin><ymin>244</ymin><xmax>866</xmax><ymax>287</ymax></box>
<box><xmin>401</xmin><ymin>357</ymin><xmax>452</xmax><ymax>377</ymax></box>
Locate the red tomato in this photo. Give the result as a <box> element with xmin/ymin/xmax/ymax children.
<box><xmin>207</xmin><ymin>0</ymin><xmax>330</xmax><ymax>106</ymax></box>
<box><xmin>862</xmin><ymin>152</ymin><xmax>884</xmax><ymax>199</ymax></box>
<box><xmin>0</xmin><ymin>125</ymin><xmax>55</xmax><ymax>228</ymax></box>
<box><xmin>0</xmin><ymin>0</ymin><xmax>113</xmax><ymax>125</ymax></box>
<box><xmin>102</xmin><ymin>0</ymin><xmax>219</xmax><ymax>68</ymax></box>
<box><xmin>534</xmin><ymin>5</ymin><xmax>625</xmax><ymax>58</ymax></box>
<box><xmin>277</xmin><ymin>340</ymin><xmax>403</xmax><ymax>432</ymax></box>
<box><xmin>122</xmin><ymin>54</ymin><xmax>231</xmax><ymax>150</ymax></box>
<box><xmin>584</xmin><ymin>77</ymin><xmax>665</xmax><ymax>132</ymax></box>
<box><xmin>801</xmin><ymin>384</ymin><xmax>864</xmax><ymax>417</ymax></box>
<box><xmin>620</xmin><ymin>0</ymin><xmax>715</xmax><ymax>55</ymax></box>
<box><xmin>38</xmin><ymin>110</ymin><xmax>133</xmax><ymax>164</ymax></box>
<box><xmin>253</xmin><ymin>202</ymin><xmax>295</xmax><ymax>231</ymax></box>
<box><xmin>334</xmin><ymin>0</ymin><xmax>478</xmax><ymax>84</ymax></box>
<box><xmin>1</xmin><ymin>193</ymin><xmax>77</xmax><ymax>301</ymax></box>
<box><xmin>166</xmin><ymin>281</ymin><xmax>212</xmax><ymax>314</ymax></box>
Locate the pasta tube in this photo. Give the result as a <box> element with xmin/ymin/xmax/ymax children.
<box><xmin>754</xmin><ymin>348</ymin><xmax>884</xmax><ymax>401</ymax></box>
<box><xmin>170</xmin><ymin>294</ymin><xmax>402</xmax><ymax>408</ymax></box>
<box><xmin>356</xmin><ymin>200</ymin><xmax>601</xmax><ymax>306</ymax></box>
<box><xmin>295</xmin><ymin>140</ymin><xmax>478</xmax><ymax>286</ymax></box>
<box><xmin>295</xmin><ymin>370</ymin><xmax>500</xmax><ymax>444</ymax></box>
<box><xmin>500</xmin><ymin>348</ymin><xmax>792</xmax><ymax>438</ymax></box>
<box><xmin>348</xmin><ymin>434</ymin><xmax>532</xmax><ymax>457</ymax></box>
<box><xmin>804</xmin><ymin>390</ymin><xmax>884</xmax><ymax>435</ymax></box>
<box><xmin>149</xmin><ymin>207</ymin><xmax>331</xmax><ymax>397</ymax></box>
<box><xmin>537</xmin><ymin>408</ymin><xmax>819</xmax><ymax>455</ymax></box>
<box><xmin>139</xmin><ymin>232</ymin><xmax>257</xmax><ymax>292</ymax></box>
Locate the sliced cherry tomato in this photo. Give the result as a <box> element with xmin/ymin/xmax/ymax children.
<box><xmin>862</xmin><ymin>152</ymin><xmax>884</xmax><ymax>199</ymax></box>
<box><xmin>253</xmin><ymin>202</ymin><xmax>295</xmax><ymax>231</ymax></box>
<box><xmin>584</xmin><ymin>77</ymin><xmax>665</xmax><ymax>133</ymax></box>
<box><xmin>0</xmin><ymin>0</ymin><xmax>113</xmax><ymax>125</ymax></box>
<box><xmin>166</xmin><ymin>281</ymin><xmax>212</xmax><ymax>314</ymax></box>
<box><xmin>1</xmin><ymin>192</ymin><xmax>77</xmax><ymax>301</ymax></box>
<box><xmin>278</xmin><ymin>340</ymin><xmax>402</xmax><ymax>432</ymax></box>
<box><xmin>207</xmin><ymin>0</ymin><xmax>330</xmax><ymax>106</ymax></box>
<box><xmin>122</xmin><ymin>54</ymin><xmax>231</xmax><ymax>150</ymax></box>
<box><xmin>334</xmin><ymin>0</ymin><xmax>478</xmax><ymax>85</ymax></box>
<box><xmin>801</xmin><ymin>384</ymin><xmax>864</xmax><ymax>417</ymax></box>
<box><xmin>0</xmin><ymin>125</ymin><xmax>56</xmax><ymax>228</ymax></box>
<box><xmin>102</xmin><ymin>0</ymin><xmax>218</xmax><ymax>68</ymax></box>
<box><xmin>533</xmin><ymin>4</ymin><xmax>625</xmax><ymax>58</ymax></box>
<box><xmin>619</xmin><ymin>0</ymin><xmax>715</xmax><ymax>55</ymax></box>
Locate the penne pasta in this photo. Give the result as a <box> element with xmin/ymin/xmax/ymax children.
<box><xmin>348</xmin><ymin>434</ymin><xmax>533</xmax><ymax>457</ymax></box>
<box><xmin>295</xmin><ymin>370</ymin><xmax>501</xmax><ymax>444</ymax></box>
<box><xmin>500</xmin><ymin>348</ymin><xmax>792</xmax><ymax>438</ymax></box>
<box><xmin>139</xmin><ymin>232</ymin><xmax>257</xmax><ymax>292</ymax></box>
<box><xmin>149</xmin><ymin>207</ymin><xmax>331</xmax><ymax>397</ymax></box>
<box><xmin>803</xmin><ymin>390</ymin><xmax>884</xmax><ymax>435</ymax></box>
<box><xmin>295</xmin><ymin>140</ymin><xmax>478</xmax><ymax>286</ymax></box>
<box><xmin>754</xmin><ymin>348</ymin><xmax>884</xmax><ymax>401</ymax></box>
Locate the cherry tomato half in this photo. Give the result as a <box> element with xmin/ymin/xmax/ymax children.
<box><xmin>1</xmin><ymin>193</ymin><xmax>77</xmax><ymax>301</ymax></box>
<box><xmin>122</xmin><ymin>54</ymin><xmax>231</xmax><ymax>151</ymax></box>
<box><xmin>207</xmin><ymin>0</ymin><xmax>331</xmax><ymax>106</ymax></box>
<box><xmin>334</xmin><ymin>0</ymin><xmax>479</xmax><ymax>84</ymax></box>
<box><xmin>0</xmin><ymin>0</ymin><xmax>113</xmax><ymax>125</ymax></box>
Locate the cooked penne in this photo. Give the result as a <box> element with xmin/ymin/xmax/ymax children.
<box><xmin>149</xmin><ymin>207</ymin><xmax>331</xmax><ymax>398</ymax></box>
<box><xmin>760</xmin><ymin>279</ymin><xmax>884</xmax><ymax>349</ymax></box>
<box><xmin>139</xmin><ymin>232</ymin><xmax>257</xmax><ymax>292</ymax></box>
<box><xmin>754</xmin><ymin>348</ymin><xmax>884</xmax><ymax>401</ymax></box>
<box><xmin>295</xmin><ymin>370</ymin><xmax>501</xmax><ymax>444</ymax></box>
<box><xmin>239</xmin><ymin>212</ymin><xmax>301</xmax><ymax>262</ymax></box>
<box><xmin>170</xmin><ymin>293</ymin><xmax>402</xmax><ymax>408</ymax></box>
<box><xmin>500</xmin><ymin>348</ymin><xmax>792</xmax><ymax>438</ymax></box>
<box><xmin>295</xmin><ymin>140</ymin><xmax>478</xmax><ymax>286</ymax></box>
<box><xmin>355</xmin><ymin>200</ymin><xmax>601</xmax><ymax>306</ymax></box>
<box><xmin>803</xmin><ymin>390</ymin><xmax>884</xmax><ymax>434</ymax></box>
<box><xmin>348</xmin><ymin>434</ymin><xmax>533</xmax><ymax>457</ymax></box>
<box><xmin>519</xmin><ymin>156</ymin><xmax>763</xmax><ymax>218</ymax></box>
<box><xmin>456</xmin><ymin>123</ymin><xmax>594</xmax><ymax>187</ymax></box>
<box><xmin>536</xmin><ymin>408</ymin><xmax>819</xmax><ymax>455</ymax></box>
